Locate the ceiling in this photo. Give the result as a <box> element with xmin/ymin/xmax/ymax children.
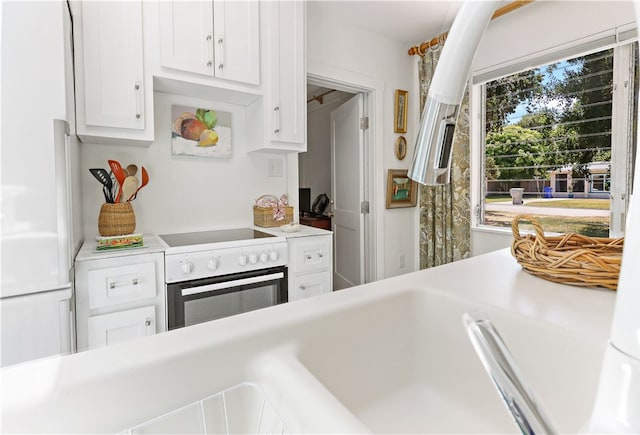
<box><xmin>317</xmin><ymin>1</ymin><xmax>463</xmax><ymax>45</ymax></box>
<box><xmin>314</xmin><ymin>1</ymin><xmax>518</xmax><ymax>46</ymax></box>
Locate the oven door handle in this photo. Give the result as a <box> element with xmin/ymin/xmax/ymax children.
<box><xmin>180</xmin><ymin>272</ymin><xmax>285</xmax><ymax>297</ymax></box>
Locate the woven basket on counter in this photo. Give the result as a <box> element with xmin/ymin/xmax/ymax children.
<box><xmin>253</xmin><ymin>195</ymin><xmax>293</xmax><ymax>227</ymax></box>
<box><xmin>511</xmin><ymin>214</ymin><xmax>623</xmax><ymax>290</ymax></box>
<box><xmin>98</xmin><ymin>202</ymin><xmax>136</xmax><ymax>236</ymax></box>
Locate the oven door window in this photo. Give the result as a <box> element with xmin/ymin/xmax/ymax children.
<box><xmin>168</xmin><ymin>266</ymin><xmax>287</xmax><ymax>330</ymax></box>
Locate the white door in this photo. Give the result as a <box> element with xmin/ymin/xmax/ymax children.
<box><xmin>88</xmin><ymin>306</ymin><xmax>156</xmax><ymax>350</ymax></box>
<box><xmin>81</xmin><ymin>1</ymin><xmax>145</xmax><ymax>129</ymax></box>
<box><xmin>213</xmin><ymin>0</ymin><xmax>260</xmax><ymax>85</ymax></box>
<box><xmin>270</xmin><ymin>0</ymin><xmax>305</xmax><ymax>144</ymax></box>
<box><xmin>159</xmin><ymin>1</ymin><xmax>214</xmax><ymax>76</ymax></box>
<box><xmin>331</xmin><ymin>94</ymin><xmax>364</xmax><ymax>289</ymax></box>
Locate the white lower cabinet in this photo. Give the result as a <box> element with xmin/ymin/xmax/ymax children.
<box><xmin>288</xmin><ymin>234</ymin><xmax>333</xmax><ymax>302</ymax></box>
<box><xmin>293</xmin><ymin>272</ymin><xmax>331</xmax><ymax>301</ymax></box>
<box><xmin>87</xmin><ymin>306</ymin><xmax>156</xmax><ymax>349</ymax></box>
<box><xmin>75</xmin><ymin>245</ymin><xmax>165</xmax><ymax>352</ymax></box>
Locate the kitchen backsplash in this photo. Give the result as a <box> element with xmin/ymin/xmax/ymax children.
<box><xmin>80</xmin><ymin>92</ymin><xmax>289</xmax><ymax>238</ymax></box>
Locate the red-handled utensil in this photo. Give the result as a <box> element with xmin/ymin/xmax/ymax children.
<box><xmin>107</xmin><ymin>160</ymin><xmax>127</xmax><ymax>202</ymax></box>
<box><xmin>128</xmin><ymin>166</ymin><xmax>149</xmax><ymax>201</ymax></box>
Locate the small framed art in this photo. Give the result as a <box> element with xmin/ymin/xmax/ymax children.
<box><xmin>386</xmin><ymin>169</ymin><xmax>418</xmax><ymax>209</ymax></box>
<box><xmin>394</xmin><ymin>89</ymin><xmax>408</xmax><ymax>133</ymax></box>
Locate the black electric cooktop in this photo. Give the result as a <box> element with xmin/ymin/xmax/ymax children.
<box><xmin>158</xmin><ymin>228</ymin><xmax>275</xmax><ymax>248</ymax></box>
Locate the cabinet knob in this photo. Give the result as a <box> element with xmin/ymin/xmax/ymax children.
<box><xmin>207</xmin><ymin>61</ymin><xmax>213</xmax><ymax>67</ymax></box>
<box><xmin>206</xmin><ymin>33</ymin><xmax>212</xmax><ymax>41</ymax></box>
<box><xmin>318</xmin><ymin>252</ymin><xmax>324</xmax><ymax>258</ymax></box>
<box><xmin>109</xmin><ymin>281</ymin><xmax>116</xmax><ymax>289</ymax></box>
<box><xmin>299</xmin><ymin>285</ymin><xmax>306</xmax><ymax>291</ymax></box>
<box><xmin>305</xmin><ymin>254</ymin><xmax>312</xmax><ymax>260</ymax></box>
<box><xmin>132</xmin><ymin>278</ymin><xmax>139</xmax><ymax>286</ymax></box>
<box><xmin>145</xmin><ymin>318</ymin><xmax>151</xmax><ymax>327</ymax></box>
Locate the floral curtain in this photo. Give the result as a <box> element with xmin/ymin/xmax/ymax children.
<box><xmin>418</xmin><ymin>44</ymin><xmax>471</xmax><ymax>269</ymax></box>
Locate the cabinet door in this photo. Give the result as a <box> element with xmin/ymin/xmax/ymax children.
<box><xmin>81</xmin><ymin>1</ymin><xmax>145</xmax><ymax>130</ymax></box>
<box><xmin>289</xmin><ymin>236</ymin><xmax>332</xmax><ymax>274</ymax></box>
<box><xmin>213</xmin><ymin>0</ymin><xmax>260</xmax><ymax>85</ymax></box>
<box><xmin>88</xmin><ymin>306</ymin><xmax>156</xmax><ymax>350</ymax></box>
<box><xmin>292</xmin><ymin>272</ymin><xmax>331</xmax><ymax>301</ymax></box>
<box><xmin>270</xmin><ymin>0</ymin><xmax>305</xmax><ymax>144</ymax></box>
<box><xmin>159</xmin><ymin>1</ymin><xmax>214</xmax><ymax>76</ymax></box>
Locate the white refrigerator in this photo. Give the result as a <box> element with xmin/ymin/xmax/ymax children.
<box><xmin>1</xmin><ymin>1</ymin><xmax>82</xmax><ymax>366</ymax></box>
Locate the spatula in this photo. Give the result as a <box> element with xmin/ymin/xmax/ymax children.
<box><xmin>128</xmin><ymin>166</ymin><xmax>149</xmax><ymax>201</ymax></box>
<box><xmin>107</xmin><ymin>160</ymin><xmax>127</xmax><ymax>202</ymax></box>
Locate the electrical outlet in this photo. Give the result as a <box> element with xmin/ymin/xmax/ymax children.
<box><xmin>268</xmin><ymin>159</ymin><xmax>283</xmax><ymax>177</ymax></box>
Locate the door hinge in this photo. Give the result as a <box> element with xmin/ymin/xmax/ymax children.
<box><xmin>361</xmin><ymin>201</ymin><xmax>370</xmax><ymax>214</ymax></box>
<box><xmin>360</xmin><ymin>116</ymin><xmax>369</xmax><ymax>130</ymax></box>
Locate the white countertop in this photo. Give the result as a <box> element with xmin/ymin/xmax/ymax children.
<box><xmin>1</xmin><ymin>248</ymin><xmax>617</xmax><ymax>433</ymax></box>
<box><xmin>253</xmin><ymin>224</ymin><xmax>332</xmax><ymax>238</ymax></box>
<box><xmin>75</xmin><ymin>234</ymin><xmax>165</xmax><ymax>262</ymax></box>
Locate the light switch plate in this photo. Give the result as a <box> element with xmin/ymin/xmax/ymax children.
<box><xmin>268</xmin><ymin>159</ymin><xmax>283</xmax><ymax>177</ymax></box>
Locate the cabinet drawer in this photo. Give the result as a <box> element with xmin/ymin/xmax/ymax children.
<box><xmin>291</xmin><ymin>237</ymin><xmax>331</xmax><ymax>274</ymax></box>
<box><xmin>292</xmin><ymin>272</ymin><xmax>331</xmax><ymax>301</ymax></box>
<box><xmin>88</xmin><ymin>262</ymin><xmax>156</xmax><ymax>309</ymax></box>
<box><xmin>88</xmin><ymin>305</ymin><xmax>156</xmax><ymax>350</ymax></box>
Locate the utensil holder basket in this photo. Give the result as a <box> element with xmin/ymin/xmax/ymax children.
<box><xmin>511</xmin><ymin>214</ymin><xmax>623</xmax><ymax>290</ymax></box>
<box><xmin>98</xmin><ymin>202</ymin><xmax>136</xmax><ymax>236</ymax></box>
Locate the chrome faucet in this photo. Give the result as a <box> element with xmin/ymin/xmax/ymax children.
<box><xmin>463</xmin><ymin>313</ymin><xmax>557</xmax><ymax>434</ymax></box>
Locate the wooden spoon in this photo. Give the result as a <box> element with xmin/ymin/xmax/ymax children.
<box><xmin>126</xmin><ymin>164</ymin><xmax>138</xmax><ymax>177</ymax></box>
<box><xmin>121</xmin><ymin>175</ymin><xmax>139</xmax><ymax>202</ymax></box>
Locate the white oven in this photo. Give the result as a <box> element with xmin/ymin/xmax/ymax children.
<box><xmin>157</xmin><ymin>229</ymin><xmax>288</xmax><ymax>330</ymax></box>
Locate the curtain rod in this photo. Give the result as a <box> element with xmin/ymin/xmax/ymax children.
<box><xmin>407</xmin><ymin>0</ymin><xmax>534</xmax><ymax>56</ymax></box>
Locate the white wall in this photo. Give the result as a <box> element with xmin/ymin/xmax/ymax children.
<box><xmin>307</xmin><ymin>1</ymin><xmax>418</xmax><ymax>279</ymax></box>
<box><xmin>300</xmin><ymin>102</ymin><xmax>336</xmax><ymax>204</ymax></box>
<box><xmin>80</xmin><ymin>92</ymin><xmax>288</xmax><ymax>237</ymax></box>
<box><xmin>469</xmin><ymin>0</ymin><xmax>636</xmax><ymax>257</ymax></box>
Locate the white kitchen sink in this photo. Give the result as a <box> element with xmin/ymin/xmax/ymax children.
<box><xmin>281</xmin><ymin>289</ymin><xmax>604</xmax><ymax>433</ymax></box>
<box><xmin>1</xmin><ymin>281</ymin><xmax>607</xmax><ymax>434</ymax></box>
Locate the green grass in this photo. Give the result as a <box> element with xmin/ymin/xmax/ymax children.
<box><xmin>485</xmin><ymin>196</ymin><xmax>511</xmax><ymax>203</ymax></box>
<box><xmin>524</xmin><ymin>199</ymin><xmax>610</xmax><ymax>210</ymax></box>
<box><xmin>484</xmin><ymin>211</ymin><xmax>609</xmax><ymax>237</ymax></box>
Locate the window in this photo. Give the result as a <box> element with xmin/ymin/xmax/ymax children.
<box><xmin>477</xmin><ymin>43</ymin><xmax>637</xmax><ymax>237</ymax></box>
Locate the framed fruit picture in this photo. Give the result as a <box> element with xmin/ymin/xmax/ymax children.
<box><xmin>171</xmin><ymin>105</ymin><xmax>232</xmax><ymax>158</ymax></box>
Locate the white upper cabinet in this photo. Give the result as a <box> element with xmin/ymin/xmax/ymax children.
<box><xmin>73</xmin><ymin>0</ymin><xmax>154</xmax><ymax>145</ymax></box>
<box><xmin>269</xmin><ymin>0</ymin><xmax>305</xmax><ymax>145</ymax></box>
<box><xmin>159</xmin><ymin>0</ymin><xmax>260</xmax><ymax>86</ymax></box>
<box><xmin>248</xmin><ymin>0</ymin><xmax>306</xmax><ymax>152</ymax></box>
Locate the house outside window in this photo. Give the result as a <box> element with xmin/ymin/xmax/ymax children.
<box><xmin>475</xmin><ymin>43</ymin><xmax>637</xmax><ymax>238</ymax></box>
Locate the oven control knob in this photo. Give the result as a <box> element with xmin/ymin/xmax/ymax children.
<box><xmin>181</xmin><ymin>260</ymin><xmax>193</xmax><ymax>274</ymax></box>
<box><xmin>238</xmin><ymin>254</ymin><xmax>248</xmax><ymax>266</ymax></box>
<box><xmin>249</xmin><ymin>253</ymin><xmax>258</xmax><ymax>264</ymax></box>
<box><xmin>259</xmin><ymin>252</ymin><xmax>269</xmax><ymax>263</ymax></box>
<box><xmin>207</xmin><ymin>258</ymin><xmax>219</xmax><ymax>271</ymax></box>
<box><xmin>269</xmin><ymin>251</ymin><xmax>279</xmax><ymax>262</ymax></box>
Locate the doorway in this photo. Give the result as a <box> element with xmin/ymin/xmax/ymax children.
<box><xmin>300</xmin><ymin>80</ymin><xmax>373</xmax><ymax>289</ymax></box>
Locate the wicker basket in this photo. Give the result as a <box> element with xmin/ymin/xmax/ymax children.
<box><xmin>253</xmin><ymin>195</ymin><xmax>293</xmax><ymax>227</ymax></box>
<box><xmin>511</xmin><ymin>214</ymin><xmax>623</xmax><ymax>290</ymax></box>
<box><xmin>98</xmin><ymin>202</ymin><xmax>136</xmax><ymax>236</ymax></box>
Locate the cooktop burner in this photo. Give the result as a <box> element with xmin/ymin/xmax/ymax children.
<box><xmin>159</xmin><ymin>228</ymin><xmax>275</xmax><ymax>248</ymax></box>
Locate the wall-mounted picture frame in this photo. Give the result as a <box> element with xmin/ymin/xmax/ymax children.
<box><xmin>171</xmin><ymin>105</ymin><xmax>232</xmax><ymax>158</ymax></box>
<box><xmin>394</xmin><ymin>89</ymin><xmax>408</xmax><ymax>133</ymax></box>
<box><xmin>395</xmin><ymin>136</ymin><xmax>407</xmax><ymax>160</ymax></box>
<box><xmin>386</xmin><ymin>169</ymin><xmax>418</xmax><ymax>209</ymax></box>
